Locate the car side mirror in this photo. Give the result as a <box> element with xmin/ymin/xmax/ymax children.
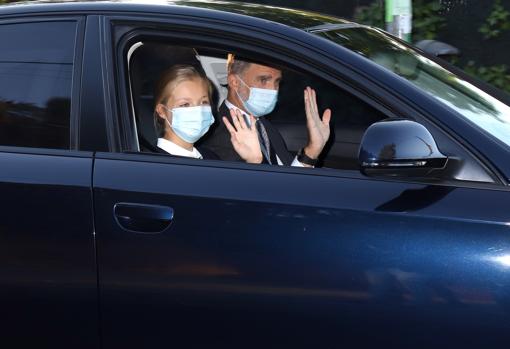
<box><xmin>414</xmin><ymin>40</ymin><xmax>460</xmax><ymax>58</ymax></box>
<box><xmin>358</xmin><ymin>119</ymin><xmax>448</xmax><ymax>178</ymax></box>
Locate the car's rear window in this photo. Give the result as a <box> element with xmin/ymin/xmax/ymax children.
<box><xmin>0</xmin><ymin>21</ymin><xmax>76</xmax><ymax>149</ymax></box>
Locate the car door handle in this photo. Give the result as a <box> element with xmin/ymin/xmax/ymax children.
<box><xmin>113</xmin><ymin>203</ymin><xmax>174</xmax><ymax>234</ymax></box>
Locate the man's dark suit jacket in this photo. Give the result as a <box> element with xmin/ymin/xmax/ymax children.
<box><xmin>201</xmin><ymin>101</ymin><xmax>294</xmax><ymax>165</ymax></box>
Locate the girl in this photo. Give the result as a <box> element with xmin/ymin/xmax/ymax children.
<box><xmin>154</xmin><ymin>64</ymin><xmax>262</xmax><ymax>163</ymax></box>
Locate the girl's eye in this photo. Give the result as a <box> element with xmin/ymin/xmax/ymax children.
<box><xmin>202</xmin><ymin>100</ymin><xmax>210</xmax><ymax>105</ymax></box>
<box><xmin>178</xmin><ymin>102</ymin><xmax>190</xmax><ymax>108</ymax></box>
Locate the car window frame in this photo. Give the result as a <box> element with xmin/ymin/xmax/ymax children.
<box><xmin>103</xmin><ymin>14</ymin><xmax>505</xmax><ymax>189</ymax></box>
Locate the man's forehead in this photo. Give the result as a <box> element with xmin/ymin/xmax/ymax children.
<box><xmin>247</xmin><ymin>63</ymin><xmax>282</xmax><ymax>77</ymax></box>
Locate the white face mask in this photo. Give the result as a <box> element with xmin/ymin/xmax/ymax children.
<box><xmin>236</xmin><ymin>76</ymin><xmax>278</xmax><ymax>117</ymax></box>
<box><xmin>164</xmin><ymin>105</ymin><xmax>214</xmax><ymax>143</ymax></box>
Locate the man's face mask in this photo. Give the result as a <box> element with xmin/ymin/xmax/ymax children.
<box><xmin>236</xmin><ymin>75</ymin><xmax>278</xmax><ymax>117</ymax></box>
<box><xmin>164</xmin><ymin>105</ymin><xmax>214</xmax><ymax>143</ymax></box>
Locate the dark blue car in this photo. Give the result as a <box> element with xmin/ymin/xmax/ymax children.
<box><xmin>1</xmin><ymin>1</ymin><xmax>510</xmax><ymax>348</ymax></box>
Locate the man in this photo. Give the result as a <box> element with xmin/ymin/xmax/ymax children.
<box><xmin>203</xmin><ymin>54</ymin><xmax>331</xmax><ymax>167</ymax></box>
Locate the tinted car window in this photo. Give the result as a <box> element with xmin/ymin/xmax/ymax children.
<box><xmin>0</xmin><ymin>21</ymin><xmax>76</xmax><ymax>149</ymax></box>
<box><xmin>317</xmin><ymin>27</ymin><xmax>510</xmax><ymax>150</ymax></box>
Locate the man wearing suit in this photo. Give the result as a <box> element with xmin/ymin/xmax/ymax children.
<box><xmin>203</xmin><ymin>54</ymin><xmax>331</xmax><ymax>167</ymax></box>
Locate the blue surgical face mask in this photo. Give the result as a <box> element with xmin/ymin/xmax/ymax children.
<box><xmin>236</xmin><ymin>76</ymin><xmax>278</xmax><ymax>117</ymax></box>
<box><xmin>164</xmin><ymin>105</ymin><xmax>214</xmax><ymax>144</ymax></box>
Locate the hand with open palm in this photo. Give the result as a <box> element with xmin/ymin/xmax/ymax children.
<box><xmin>302</xmin><ymin>86</ymin><xmax>331</xmax><ymax>162</ymax></box>
<box><xmin>223</xmin><ymin>108</ymin><xmax>263</xmax><ymax>164</ymax></box>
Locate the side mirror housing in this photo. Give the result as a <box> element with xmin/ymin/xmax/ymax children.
<box><xmin>414</xmin><ymin>40</ymin><xmax>460</xmax><ymax>58</ymax></box>
<box><xmin>359</xmin><ymin>119</ymin><xmax>448</xmax><ymax>178</ymax></box>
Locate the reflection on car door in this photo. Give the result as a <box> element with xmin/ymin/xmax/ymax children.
<box><xmin>94</xmin><ymin>153</ymin><xmax>510</xmax><ymax>348</ymax></box>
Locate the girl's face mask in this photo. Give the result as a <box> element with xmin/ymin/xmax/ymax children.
<box><xmin>164</xmin><ymin>105</ymin><xmax>214</xmax><ymax>143</ymax></box>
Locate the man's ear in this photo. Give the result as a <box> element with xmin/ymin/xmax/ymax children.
<box><xmin>227</xmin><ymin>73</ymin><xmax>238</xmax><ymax>89</ymax></box>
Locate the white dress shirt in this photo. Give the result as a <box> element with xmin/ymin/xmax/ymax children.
<box><xmin>224</xmin><ymin>99</ymin><xmax>305</xmax><ymax>167</ymax></box>
<box><xmin>157</xmin><ymin>138</ymin><xmax>203</xmax><ymax>159</ymax></box>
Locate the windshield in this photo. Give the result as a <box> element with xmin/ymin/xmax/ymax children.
<box><xmin>316</xmin><ymin>27</ymin><xmax>510</xmax><ymax>148</ymax></box>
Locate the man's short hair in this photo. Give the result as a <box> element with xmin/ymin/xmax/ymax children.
<box><xmin>227</xmin><ymin>53</ymin><xmax>251</xmax><ymax>75</ymax></box>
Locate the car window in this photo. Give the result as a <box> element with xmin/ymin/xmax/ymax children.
<box><xmin>316</xmin><ymin>27</ymin><xmax>510</xmax><ymax>150</ymax></box>
<box><xmin>119</xmin><ymin>36</ymin><xmax>495</xmax><ymax>184</ymax></box>
<box><xmin>127</xmin><ymin>42</ymin><xmax>386</xmax><ymax>170</ymax></box>
<box><xmin>0</xmin><ymin>21</ymin><xmax>76</xmax><ymax>149</ymax></box>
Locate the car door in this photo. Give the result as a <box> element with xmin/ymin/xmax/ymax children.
<box><xmin>94</xmin><ymin>154</ymin><xmax>510</xmax><ymax>348</ymax></box>
<box><xmin>94</xmin><ymin>13</ymin><xmax>510</xmax><ymax>348</ymax></box>
<box><xmin>0</xmin><ymin>16</ymin><xmax>98</xmax><ymax>348</ymax></box>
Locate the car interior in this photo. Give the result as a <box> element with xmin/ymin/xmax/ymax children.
<box><xmin>127</xmin><ymin>41</ymin><xmax>387</xmax><ymax>170</ymax></box>
<box><xmin>124</xmin><ymin>40</ymin><xmax>502</xmax><ymax>184</ymax></box>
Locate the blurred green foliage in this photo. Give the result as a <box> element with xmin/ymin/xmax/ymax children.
<box><xmin>412</xmin><ymin>0</ymin><xmax>445</xmax><ymax>40</ymax></box>
<box><xmin>353</xmin><ymin>1</ymin><xmax>385</xmax><ymax>29</ymax></box>
<box><xmin>354</xmin><ymin>0</ymin><xmax>445</xmax><ymax>40</ymax></box>
<box><xmin>464</xmin><ymin>61</ymin><xmax>510</xmax><ymax>92</ymax></box>
<box><xmin>354</xmin><ymin>0</ymin><xmax>510</xmax><ymax>94</ymax></box>
<box><xmin>479</xmin><ymin>0</ymin><xmax>510</xmax><ymax>39</ymax></box>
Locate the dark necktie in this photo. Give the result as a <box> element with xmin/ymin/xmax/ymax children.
<box><xmin>256</xmin><ymin>118</ymin><xmax>272</xmax><ymax>164</ymax></box>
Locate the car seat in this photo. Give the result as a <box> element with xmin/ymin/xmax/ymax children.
<box><xmin>128</xmin><ymin>43</ymin><xmax>205</xmax><ymax>152</ymax></box>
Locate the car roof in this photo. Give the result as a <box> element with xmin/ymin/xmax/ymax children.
<box><xmin>0</xmin><ymin>0</ymin><xmax>352</xmax><ymax>30</ymax></box>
